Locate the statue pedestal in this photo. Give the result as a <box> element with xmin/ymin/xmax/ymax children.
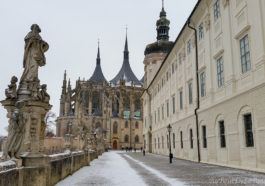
<box><xmin>1</xmin><ymin>100</ymin><xmax>52</xmax><ymax>157</ymax></box>
<box><xmin>21</xmin><ymin>153</ymin><xmax>51</xmax><ymax>186</ymax></box>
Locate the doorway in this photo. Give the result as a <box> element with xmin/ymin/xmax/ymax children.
<box><xmin>113</xmin><ymin>140</ymin><xmax>117</xmax><ymax>149</ymax></box>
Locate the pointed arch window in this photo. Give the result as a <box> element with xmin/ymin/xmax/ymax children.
<box><xmin>113</xmin><ymin>122</ymin><xmax>118</xmax><ymax>134</ymax></box>
<box><xmin>135</xmin><ymin>135</ymin><xmax>139</xmax><ymax>143</ymax></box>
<box><xmin>124</xmin><ymin>135</ymin><xmax>129</xmax><ymax>142</ymax></box>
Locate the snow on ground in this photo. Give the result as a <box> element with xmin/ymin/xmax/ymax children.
<box><xmin>124</xmin><ymin>154</ymin><xmax>184</xmax><ymax>186</ymax></box>
<box><xmin>56</xmin><ymin>151</ymin><xmax>146</xmax><ymax>186</ymax></box>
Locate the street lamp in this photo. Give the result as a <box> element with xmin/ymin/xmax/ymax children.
<box><xmin>167</xmin><ymin>124</ymin><xmax>173</xmax><ymax>164</ymax></box>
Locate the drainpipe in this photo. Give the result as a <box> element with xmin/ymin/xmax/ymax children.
<box><xmin>188</xmin><ymin>20</ymin><xmax>201</xmax><ymax>162</ymax></box>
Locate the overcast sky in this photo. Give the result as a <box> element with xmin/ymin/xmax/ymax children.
<box><xmin>0</xmin><ymin>0</ymin><xmax>197</xmax><ymax>136</ymax></box>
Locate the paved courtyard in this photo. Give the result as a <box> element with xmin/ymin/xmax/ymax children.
<box><xmin>56</xmin><ymin>151</ymin><xmax>265</xmax><ymax>186</ymax></box>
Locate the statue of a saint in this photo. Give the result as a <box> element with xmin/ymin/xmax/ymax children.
<box><xmin>5</xmin><ymin>76</ymin><xmax>18</xmax><ymax>100</ymax></box>
<box><xmin>1</xmin><ymin>108</ymin><xmax>27</xmax><ymax>160</ymax></box>
<box><xmin>40</xmin><ymin>84</ymin><xmax>50</xmax><ymax>103</ymax></box>
<box><xmin>19</xmin><ymin>24</ymin><xmax>49</xmax><ymax>89</ymax></box>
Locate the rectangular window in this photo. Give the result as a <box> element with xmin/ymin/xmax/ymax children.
<box><xmin>219</xmin><ymin>121</ymin><xmax>226</xmax><ymax>148</ymax></box>
<box><xmin>167</xmin><ymin>135</ymin><xmax>169</xmax><ymax>148</ymax></box>
<box><xmin>180</xmin><ymin>131</ymin><xmax>183</xmax><ymax>149</ymax></box>
<box><xmin>162</xmin><ymin>105</ymin><xmax>164</xmax><ymax>120</ymax></box>
<box><xmin>166</xmin><ymin>72</ymin><xmax>169</xmax><ymax>81</ymax></box>
<box><xmin>179</xmin><ymin>53</ymin><xmax>182</xmax><ymax>65</ymax></box>
<box><xmin>188</xmin><ymin>82</ymin><xmax>193</xmax><ymax>104</ymax></box>
<box><xmin>155</xmin><ymin>111</ymin><xmax>157</xmax><ymax>124</ymax></box>
<box><xmin>200</xmin><ymin>72</ymin><xmax>206</xmax><ymax>97</ymax></box>
<box><xmin>187</xmin><ymin>40</ymin><xmax>191</xmax><ymax>54</ymax></box>
<box><xmin>217</xmin><ymin>57</ymin><xmax>224</xmax><ymax>87</ymax></box>
<box><xmin>155</xmin><ymin>138</ymin><xmax>156</xmax><ymax>149</ymax></box>
<box><xmin>214</xmin><ymin>0</ymin><xmax>220</xmax><ymax>21</ymax></box>
<box><xmin>162</xmin><ymin>79</ymin><xmax>164</xmax><ymax>87</ymax></box>
<box><xmin>167</xmin><ymin>102</ymin><xmax>169</xmax><ymax>117</ymax></box>
<box><xmin>244</xmin><ymin>114</ymin><xmax>254</xmax><ymax>147</ymax></box>
<box><xmin>199</xmin><ymin>23</ymin><xmax>204</xmax><ymax>40</ymax></box>
<box><xmin>179</xmin><ymin>91</ymin><xmax>183</xmax><ymax>110</ymax></box>
<box><xmin>172</xmin><ymin>63</ymin><xmax>175</xmax><ymax>74</ymax></box>
<box><xmin>158</xmin><ymin>108</ymin><xmax>160</xmax><ymax>121</ymax></box>
<box><xmin>162</xmin><ymin>136</ymin><xmax>164</xmax><ymax>148</ymax></box>
<box><xmin>202</xmin><ymin>125</ymin><xmax>207</xmax><ymax>148</ymax></box>
<box><xmin>172</xmin><ymin>96</ymin><xmax>175</xmax><ymax>114</ymax></box>
<box><xmin>240</xmin><ymin>35</ymin><xmax>251</xmax><ymax>73</ymax></box>
<box><xmin>173</xmin><ymin>133</ymin><xmax>175</xmax><ymax>149</ymax></box>
<box><xmin>190</xmin><ymin>129</ymin><xmax>193</xmax><ymax>149</ymax></box>
<box><xmin>158</xmin><ymin>138</ymin><xmax>160</xmax><ymax>149</ymax></box>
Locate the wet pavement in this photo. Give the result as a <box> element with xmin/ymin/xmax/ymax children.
<box><xmin>56</xmin><ymin>151</ymin><xmax>265</xmax><ymax>186</ymax></box>
<box><xmin>124</xmin><ymin>152</ymin><xmax>265</xmax><ymax>186</ymax></box>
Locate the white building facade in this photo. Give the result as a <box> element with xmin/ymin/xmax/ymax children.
<box><xmin>142</xmin><ymin>0</ymin><xmax>265</xmax><ymax>172</ymax></box>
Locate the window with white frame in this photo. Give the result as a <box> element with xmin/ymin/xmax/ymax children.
<box><xmin>217</xmin><ymin>56</ymin><xmax>224</xmax><ymax>87</ymax></box>
<box><xmin>187</xmin><ymin>40</ymin><xmax>191</xmax><ymax>54</ymax></box>
<box><xmin>162</xmin><ymin>105</ymin><xmax>164</xmax><ymax>120</ymax></box>
<box><xmin>162</xmin><ymin>136</ymin><xmax>164</xmax><ymax>148</ymax></box>
<box><xmin>180</xmin><ymin>131</ymin><xmax>183</xmax><ymax>149</ymax></box>
<box><xmin>190</xmin><ymin>129</ymin><xmax>193</xmax><ymax>149</ymax></box>
<box><xmin>188</xmin><ymin>82</ymin><xmax>193</xmax><ymax>104</ymax></box>
<box><xmin>167</xmin><ymin>135</ymin><xmax>169</xmax><ymax>148</ymax></box>
<box><xmin>244</xmin><ymin>114</ymin><xmax>254</xmax><ymax>147</ymax></box>
<box><xmin>199</xmin><ymin>23</ymin><xmax>204</xmax><ymax>40</ymax></box>
<box><xmin>172</xmin><ymin>96</ymin><xmax>175</xmax><ymax>114</ymax></box>
<box><xmin>155</xmin><ymin>111</ymin><xmax>157</xmax><ymax>124</ymax></box>
<box><xmin>200</xmin><ymin>72</ymin><xmax>206</xmax><ymax>97</ymax></box>
<box><xmin>167</xmin><ymin>101</ymin><xmax>169</xmax><ymax>117</ymax></box>
<box><xmin>219</xmin><ymin>121</ymin><xmax>226</xmax><ymax>148</ymax></box>
<box><xmin>173</xmin><ymin>133</ymin><xmax>175</xmax><ymax>149</ymax></box>
<box><xmin>240</xmin><ymin>35</ymin><xmax>251</xmax><ymax>73</ymax></box>
<box><xmin>202</xmin><ymin>125</ymin><xmax>207</xmax><ymax>148</ymax></box>
<box><xmin>214</xmin><ymin>0</ymin><xmax>220</xmax><ymax>21</ymax></box>
<box><xmin>158</xmin><ymin>108</ymin><xmax>160</xmax><ymax>121</ymax></box>
<box><xmin>178</xmin><ymin>53</ymin><xmax>182</xmax><ymax>65</ymax></box>
<box><xmin>179</xmin><ymin>90</ymin><xmax>183</xmax><ymax>110</ymax></box>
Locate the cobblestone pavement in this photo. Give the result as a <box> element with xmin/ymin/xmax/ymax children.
<box><xmin>57</xmin><ymin>151</ymin><xmax>265</xmax><ymax>186</ymax></box>
<box><xmin>123</xmin><ymin>152</ymin><xmax>265</xmax><ymax>186</ymax></box>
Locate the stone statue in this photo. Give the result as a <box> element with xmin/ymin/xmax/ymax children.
<box><xmin>19</xmin><ymin>24</ymin><xmax>49</xmax><ymax>91</ymax></box>
<box><xmin>31</xmin><ymin>78</ymin><xmax>41</xmax><ymax>100</ymax></box>
<box><xmin>5</xmin><ymin>76</ymin><xmax>18</xmax><ymax>100</ymax></box>
<box><xmin>1</xmin><ymin>106</ymin><xmax>27</xmax><ymax>160</ymax></box>
<box><xmin>40</xmin><ymin>84</ymin><xmax>50</xmax><ymax>103</ymax></box>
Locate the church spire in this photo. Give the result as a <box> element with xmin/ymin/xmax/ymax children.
<box><xmin>110</xmin><ymin>30</ymin><xmax>141</xmax><ymax>86</ymax></box>
<box><xmin>97</xmin><ymin>39</ymin><xmax>101</xmax><ymax>65</ymax></box>
<box><xmin>88</xmin><ymin>41</ymin><xmax>108</xmax><ymax>83</ymax></box>
<box><xmin>124</xmin><ymin>26</ymin><xmax>129</xmax><ymax>60</ymax></box>
<box><xmin>157</xmin><ymin>0</ymin><xmax>170</xmax><ymax>41</ymax></box>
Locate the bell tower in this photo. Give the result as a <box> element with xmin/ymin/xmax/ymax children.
<box><xmin>143</xmin><ymin>0</ymin><xmax>173</xmax><ymax>88</ymax></box>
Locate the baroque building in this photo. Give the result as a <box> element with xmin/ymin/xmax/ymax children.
<box><xmin>56</xmin><ymin>35</ymin><xmax>144</xmax><ymax>150</ymax></box>
<box><xmin>142</xmin><ymin>0</ymin><xmax>265</xmax><ymax>172</ymax></box>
